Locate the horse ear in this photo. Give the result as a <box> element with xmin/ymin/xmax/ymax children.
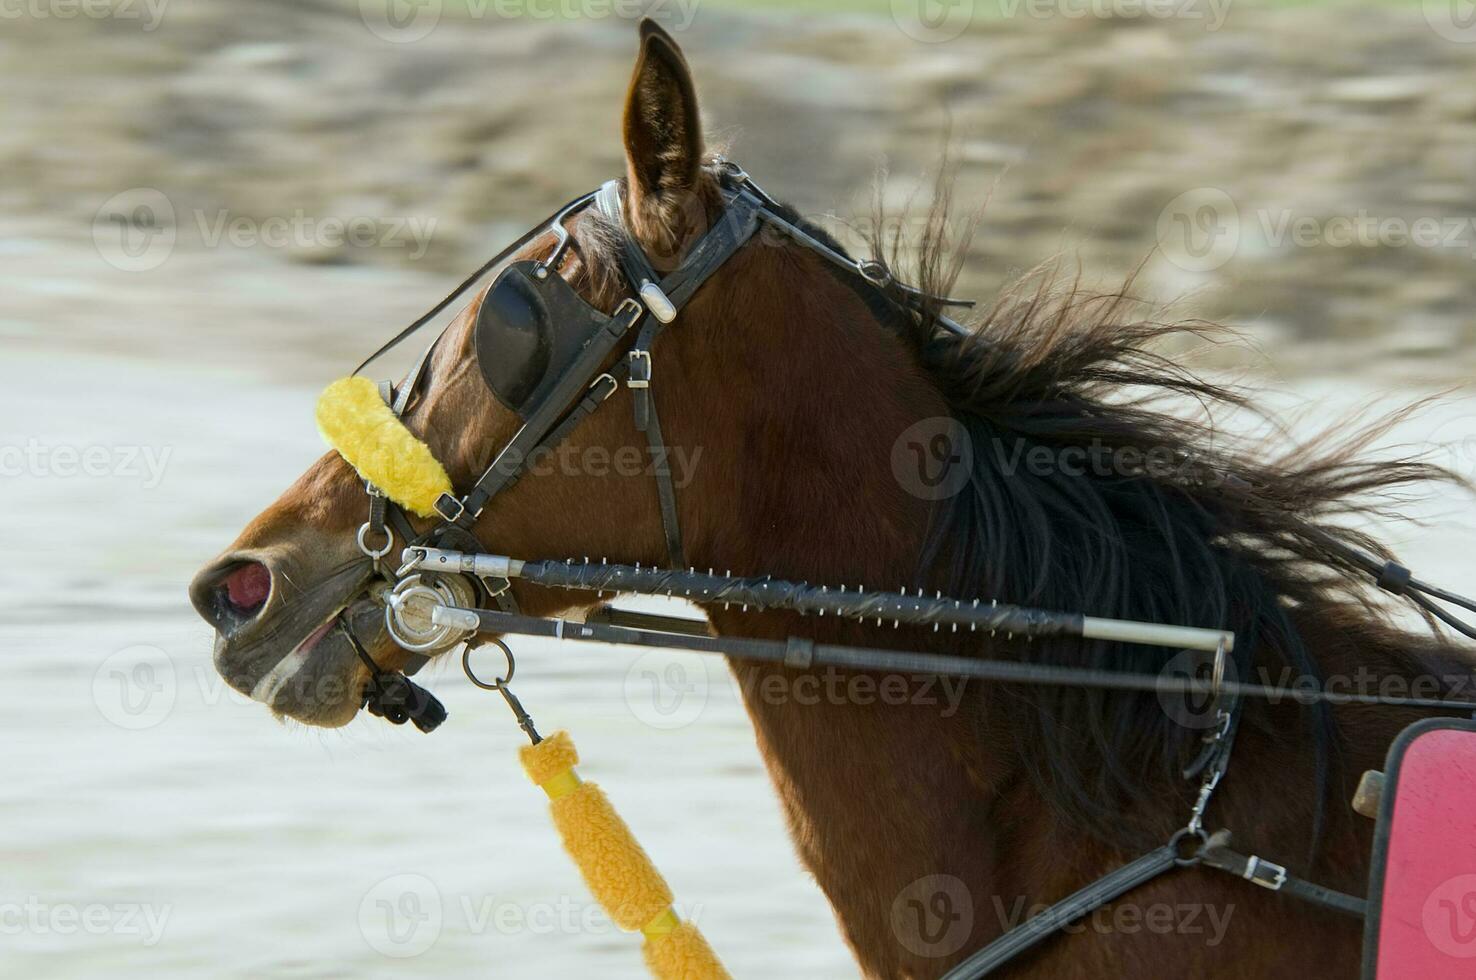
<box><xmin>621</xmin><ymin>19</ymin><xmax>703</xmax><ymax>261</ymax></box>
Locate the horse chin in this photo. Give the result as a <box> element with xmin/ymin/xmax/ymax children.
<box><xmin>212</xmin><ymin>626</ymin><xmax>362</xmax><ymax>727</ymax></box>
<box><xmin>213</xmin><ymin>582</ymin><xmax>386</xmax><ymax>728</ymax></box>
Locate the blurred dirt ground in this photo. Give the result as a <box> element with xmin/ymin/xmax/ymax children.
<box><xmin>3</xmin><ymin>0</ymin><xmax>1474</xmax><ymax>383</ymax></box>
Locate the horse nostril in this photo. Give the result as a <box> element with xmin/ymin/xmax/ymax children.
<box><xmin>221</xmin><ymin>562</ymin><xmax>272</xmax><ymax>616</ymax></box>
<box><xmin>190</xmin><ymin>558</ymin><xmax>274</xmax><ymax>631</ymax></box>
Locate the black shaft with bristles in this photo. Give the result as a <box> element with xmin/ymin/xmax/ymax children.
<box><xmin>517</xmin><ymin>559</ymin><xmax>1084</xmax><ymax>638</ymax></box>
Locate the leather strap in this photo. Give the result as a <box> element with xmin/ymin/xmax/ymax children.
<box><xmin>1197</xmin><ymin>831</ymin><xmax>1366</xmax><ymax>918</ymax></box>
<box><xmin>352</xmin><ymin>190</ymin><xmax>598</xmax><ymax>377</ymax></box>
<box><xmin>940</xmin><ymin>844</ymin><xmax>1183</xmax><ymax>979</ymax></box>
<box><xmin>592</xmin><ymin>180</ymin><xmax>761</xmax><ymax>309</ymax></box>
<box><xmin>640</xmin><ymin>383</ymin><xmax>686</xmax><ymax>569</ymax></box>
<box><xmin>453</xmin><ymin>300</ymin><xmax>645</xmax><ymax>523</ymax></box>
<box><xmin>591</xmin><ymin>179</ymin><xmax>760</xmax><ymax>570</ymax></box>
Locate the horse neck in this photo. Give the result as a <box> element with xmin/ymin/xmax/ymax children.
<box><xmin>659</xmin><ymin>275</ymin><xmax>1050</xmax><ymax>974</ymax></box>
<box><xmin>661</xmin><ymin>259</ymin><xmax>946</xmax><ymax>583</ymax></box>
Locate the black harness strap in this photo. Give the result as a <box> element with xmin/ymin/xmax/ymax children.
<box><xmin>1197</xmin><ymin>831</ymin><xmax>1367</xmax><ymax>918</ymax></box>
<box><xmin>448</xmin><ymin>299</ymin><xmax>646</xmax><ymax>524</ymax></box>
<box><xmin>352</xmin><ymin>190</ymin><xmax>598</xmax><ymax>378</ymax></box>
<box><xmin>588</xmin><ymin>179</ymin><xmax>762</xmax><ymax>570</ymax></box>
<box><xmin>940</xmin><ymin>844</ymin><xmax>1184</xmax><ymax>979</ymax></box>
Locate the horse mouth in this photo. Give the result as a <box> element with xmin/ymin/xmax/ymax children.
<box><xmin>244</xmin><ymin>610</ymin><xmax>346</xmax><ymax>706</ymax></box>
<box><xmin>212</xmin><ymin>563</ymin><xmax>382</xmax><ymax>727</ymax></box>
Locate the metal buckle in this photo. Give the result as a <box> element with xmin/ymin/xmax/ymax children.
<box><xmin>627</xmin><ymin>350</ymin><xmax>652</xmax><ymax>389</ymax></box>
<box><xmin>590</xmin><ymin>372</ymin><xmax>618</xmax><ymax>400</ymax></box>
<box><xmin>434</xmin><ymin>492</ymin><xmax>465</xmax><ymax>522</ymax></box>
<box><xmin>1242</xmin><ymin>855</ymin><xmax>1288</xmax><ymax>891</ymax></box>
<box><xmin>612</xmin><ymin>296</ymin><xmax>644</xmax><ymax>325</ymax></box>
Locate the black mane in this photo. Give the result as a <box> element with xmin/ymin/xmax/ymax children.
<box><xmin>876</xmin><ymin>189</ymin><xmax>1459</xmax><ymax>847</ymax></box>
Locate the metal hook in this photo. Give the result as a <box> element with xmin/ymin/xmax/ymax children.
<box><xmin>463</xmin><ymin>639</ymin><xmax>541</xmax><ymax>744</ymax></box>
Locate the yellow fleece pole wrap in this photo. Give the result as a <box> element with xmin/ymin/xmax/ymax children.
<box><xmin>314</xmin><ymin>376</ymin><xmax>454</xmax><ymax>518</ymax></box>
<box><xmin>520</xmin><ymin>731</ymin><xmax>730</xmax><ymax>980</ymax></box>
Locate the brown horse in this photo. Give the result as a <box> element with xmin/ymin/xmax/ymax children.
<box><xmin>189</xmin><ymin>22</ymin><xmax>1468</xmax><ymax>978</ymax></box>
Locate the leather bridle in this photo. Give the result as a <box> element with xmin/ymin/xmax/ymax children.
<box><xmin>316</xmin><ymin>158</ymin><xmax>1476</xmax><ymax>976</ymax></box>
<box><xmin>332</xmin><ymin>159</ymin><xmax>975</xmax><ymax>731</ymax></box>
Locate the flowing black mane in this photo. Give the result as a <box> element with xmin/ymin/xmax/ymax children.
<box><xmin>872</xmin><ymin>186</ymin><xmax>1466</xmax><ymax>848</ymax></box>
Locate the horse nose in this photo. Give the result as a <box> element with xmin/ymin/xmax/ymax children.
<box><xmin>190</xmin><ymin>558</ymin><xmax>274</xmax><ymax>634</ymax></box>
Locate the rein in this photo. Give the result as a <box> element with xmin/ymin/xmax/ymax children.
<box><xmin>309</xmin><ymin>158</ymin><xmax>1476</xmax><ymax>978</ymax></box>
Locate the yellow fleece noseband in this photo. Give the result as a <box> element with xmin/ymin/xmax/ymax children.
<box><xmin>314</xmin><ymin>376</ymin><xmax>452</xmax><ymax>518</ymax></box>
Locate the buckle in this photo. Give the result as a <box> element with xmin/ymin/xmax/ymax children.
<box><xmin>433</xmin><ymin>492</ymin><xmax>465</xmax><ymax>522</ymax></box>
<box><xmin>611</xmin><ymin>297</ymin><xmax>644</xmax><ymax>327</ymax></box>
<box><xmin>590</xmin><ymin>372</ymin><xmax>618</xmax><ymax>400</ymax></box>
<box><xmin>1242</xmin><ymin>855</ymin><xmax>1288</xmax><ymax>891</ymax></box>
<box><xmin>627</xmin><ymin>350</ymin><xmax>652</xmax><ymax>389</ymax></box>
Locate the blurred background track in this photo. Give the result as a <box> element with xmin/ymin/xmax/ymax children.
<box><xmin>5</xmin><ymin>0</ymin><xmax>1476</xmax><ymax>380</ymax></box>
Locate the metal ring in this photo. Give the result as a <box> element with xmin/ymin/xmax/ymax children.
<box><xmin>1168</xmin><ymin>826</ymin><xmax>1210</xmax><ymax>867</ymax></box>
<box><xmin>714</xmin><ymin>158</ymin><xmax>746</xmax><ymax>182</ymax></box>
<box><xmin>357</xmin><ymin>522</ymin><xmax>395</xmax><ymax>560</ymax></box>
<box><xmin>1209</xmin><ymin>636</ymin><xmax>1228</xmax><ymax>701</ymax></box>
<box><xmin>858</xmin><ymin>259</ymin><xmax>891</xmax><ymax>286</ymax></box>
<box><xmin>462</xmin><ymin>639</ymin><xmax>515</xmax><ymax>691</ymax></box>
<box><xmin>385</xmin><ymin>583</ymin><xmax>451</xmax><ymax>653</ymax></box>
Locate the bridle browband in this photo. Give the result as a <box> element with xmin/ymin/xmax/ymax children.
<box><xmin>313</xmin><ymin>158</ymin><xmax>1476</xmax><ymax>977</ymax></box>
